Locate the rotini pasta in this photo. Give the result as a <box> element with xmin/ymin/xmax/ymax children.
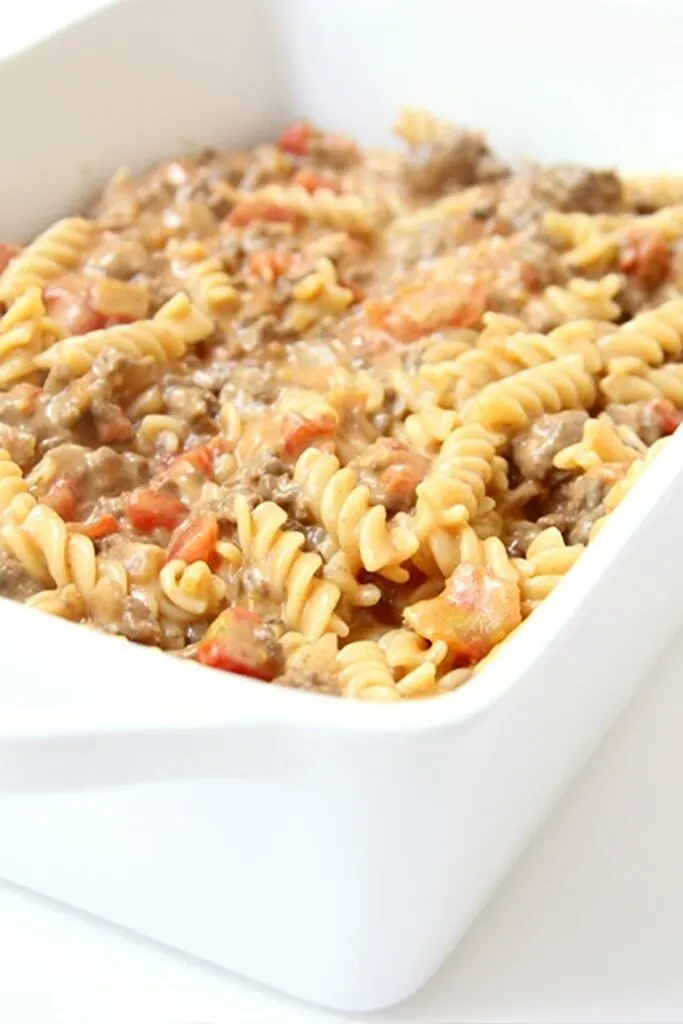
<box><xmin>465</xmin><ymin>355</ymin><xmax>597</xmax><ymax>434</ymax></box>
<box><xmin>553</xmin><ymin>413</ymin><xmax>646</xmax><ymax>471</ymax></box>
<box><xmin>235</xmin><ymin>497</ymin><xmax>346</xmax><ymax>640</ymax></box>
<box><xmin>35</xmin><ymin>293</ymin><xmax>213</xmax><ymax>375</ymax></box>
<box><xmin>0</xmin><ymin>218</ymin><xmax>95</xmax><ymax>302</ymax></box>
<box><xmin>0</xmin><ymin>286</ymin><xmax>63</xmax><ymax>386</ymax></box>
<box><xmin>245</xmin><ymin>185</ymin><xmax>386</xmax><ymax>235</ymax></box>
<box><xmin>337</xmin><ymin>641</ymin><xmax>401</xmax><ymax>701</ymax></box>
<box><xmin>597</xmin><ymin>299</ymin><xmax>683</xmax><ymax>370</ymax></box>
<box><xmin>183</xmin><ymin>257</ymin><xmax>240</xmax><ymax>328</ymax></box>
<box><xmin>514</xmin><ymin>527</ymin><xmax>584</xmax><ymax>616</ymax></box>
<box><xmin>294</xmin><ymin>448</ymin><xmax>418</xmax><ymax>581</ymax></box>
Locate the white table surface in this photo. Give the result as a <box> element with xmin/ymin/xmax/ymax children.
<box><xmin>3</xmin><ymin>2</ymin><xmax>683</xmax><ymax>1022</ymax></box>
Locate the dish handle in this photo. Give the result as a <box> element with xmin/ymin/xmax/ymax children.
<box><xmin>0</xmin><ymin>697</ymin><xmax>295</xmax><ymax>794</ymax></box>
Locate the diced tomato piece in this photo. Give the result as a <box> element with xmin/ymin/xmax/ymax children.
<box><xmin>44</xmin><ymin>279</ymin><xmax>106</xmax><ymax>335</ymax></box>
<box><xmin>404</xmin><ymin>561</ymin><xmax>521</xmax><ymax>666</ymax></box>
<box><xmin>103</xmin><ymin>313</ymin><xmax>136</xmax><ymax>326</ymax></box>
<box><xmin>291</xmin><ymin>169</ymin><xmax>341</xmax><ymax>194</ymax></box>
<box><xmin>174</xmin><ymin>444</ymin><xmax>214</xmax><ymax>476</ymax></box>
<box><xmin>126</xmin><ymin>489</ymin><xmax>187</xmax><ymax>533</ymax></box>
<box><xmin>277</xmin><ymin>120</ymin><xmax>316</xmax><ymax>156</ymax></box>
<box><xmin>70</xmin><ymin>514</ymin><xmax>120</xmax><ymax>539</ymax></box>
<box><xmin>382</xmin><ymin>461</ymin><xmax>428</xmax><ymax>505</ymax></box>
<box><xmin>338</xmin><ymin>277</ymin><xmax>365</xmax><ymax>303</ymax></box>
<box><xmin>619</xmin><ymin>230</ymin><xmax>671</xmax><ymax>289</ymax></box>
<box><xmin>248</xmin><ymin>249</ymin><xmax>293</xmax><ymax>282</ymax></box>
<box><xmin>43</xmin><ymin>475</ymin><xmax>80</xmax><ymax>521</ymax></box>
<box><xmin>520</xmin><ymin>261</ymin><xmax>542</xmax><ymax>293</ymax></box>
<box><xmin>229</xmin><ymin>200</ymin><xmax>301</xmax><ymax>228</ymax></box>
<box><xmin>280</xmin><ymin>411</ymin><xmax>338</xmax><ymax>459</ymax></box>
<box><xmin>197</xmin><ymin>607</ymin><xmax>282</xmax><ymax>681</ymax></box>
<box><xmin>647</xmin><ymin>397</ymin><xmax>683</xmax><ymax>435</ymax></box>
<box><xmin>0</xmin><ymin>243</ymin><xmax>20</xmax><ymax>275</ymax></box>
<box><xmin>365</xmin><ymin>279</ymin><xmax>487</xmax><ymax>343</ymax></box>
<box><xmin>168</xmin><ymin>512</ymin><xmax>218</xmax><ymax>564</ymax></box>
<box><xmin>95</xmin><ymin>407</ymin><xmax>133</xmax><ymax>445</ymax></box>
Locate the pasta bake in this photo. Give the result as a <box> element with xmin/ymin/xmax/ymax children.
<box><xmin>0</xmin><ymin>109</ymin><xmax>679</xmax><ymax>699</ymax></box>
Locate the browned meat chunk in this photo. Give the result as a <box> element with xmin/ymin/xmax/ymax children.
<box><xmin>116</xmin><ymin>595</ymin><xmax>163</xmax><ymax>646</ymax></box>
<box><xmin>404</xmin><ymin>129</ymin><xmax>507</xmax><ymax>196</ymax></box>
<box><xmin>538</xmin><ymin>474</ymin><xmax>607</xmax><ymax>545</ymax></box>
<box><xmin>349</xmin><ymin>439</ymin><xmax>430</xmax><ymax>513</ymax></box>
<box><xmin>606</xmin><ymin>401</ymin><xmax>670</xmax><ymax>446</ymax></box>
<box><xmin>498</xmin><ymin>165</ymin><xmax>622</xmax><ymax>232</ymax></box>
<box><xmin>503</xmin><ymin>519</ymin><xmax>545</xmax><ymax>558</ymax></box>
<box><xmin>511</xmin><ymin>411</ymin><xmax>589</xmax><ymax>482</ymax></box>
<box><xmin>533</xmin><ymin>165</ymin><xmax>623</xmax><ymax>214</ymax></box>
<box><xmin>0</xmin><ymin>550</ymin><xmax>44</xmax><ymax>601</ymax></box>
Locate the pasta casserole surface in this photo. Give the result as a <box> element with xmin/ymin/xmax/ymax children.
<box><xmin>0</xmin><ymin>109</ymin><xmax>678</xmax><ymax>699</ymax></box>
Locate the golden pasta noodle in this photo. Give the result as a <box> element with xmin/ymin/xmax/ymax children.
<box><xmin>337</xmin><ymin>640</ymin><xmax>401</xmax><ymax>701</ymax></box>
<box><xmin>514</xmin><ymin>527</ymin><xmax>584</xmax><ymax>616</ymax></box>
<box><xmin>553</xmin><ymin>413</ymin><xmax>646</xmax><ymax>471</ymax></box>
<box><xmin>246</xmin><ymin>185</ymin><xmax>386</xmax><ymax>235</ymax></box>
<box><xmin>624</xmin><ymin>175</ymin><xmax>683</xmax><ymax>210</ymax></box>
<box><xmin>465</xmin><ymin>355</ymin><xmax>597</xmax><ymax>433</ymax></box>
<box><xmin>235</xmin><ymin>497</ymin><xmax>346</xmax><ymax>640</ymax></box>
<box><xmin>294</xmin><ymin>448</ymin><xmax>418</xmax><ymax>581</ymax></box>
<box><xmin>597</xmin><ymin>299</ymin><xmax>683</xmax><ymax>370</ymax></box>
<box><xmin>35</xmin><ymin>293</ymin><xmax>213</xmax><ymax>375</ymax></box>
<box><xmin>0</xmin><ymin>218</ymin><xmax>95</xmax><ymax>302</ymax></box>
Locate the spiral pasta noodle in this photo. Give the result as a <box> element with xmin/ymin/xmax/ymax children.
<box><xmin>514</xmin><ymin>527</ymin><xmax>584</xmax><ymax>616</ymax></box>
<box><xmin>0</xmin><ymin>449</ymin><xmax>33</xmax><ymax>520</ymax></box>
<box><xmin>393</xmin><ymin>107</ymin><xmax>454</xmax><ymax>145</ymax></box>
<box><xmin>158</xmin><ymin>559</ymin><xmax>227</xmax><ymax>622</ymax></box>
<box><xmin>0</xmin><ymin>286</ymin><xmax>63</xmax><ymax>386</ymax></box>
<box><xmin>1</xmin><ymin>503</ymin><xmax>101</xmax><ymax>595</ymax></box>
<box><xmin>423</xmin><ymin>320</ymin><xmax>604</xmax><ymax>407</ymax></box>
<box><xmin>293</xmin><ymin>448</ymin><xmax>418</xmax><ymax>582</ymax></box>
<box><xmin>623</xmin><ymin>176</ymin><xmax>683</xmax><ymax>210</ymax></box>
<box><xmin>235</xmin><ymin>496</ymin><xmax>345</xmax><ymax>640</ymax></box>
<box><xmin>600</xmin><ymin>361</ymin><xmax>683</xmax><ymax>405</ymax></box>
<box><xmin>525</xmin><ymin>274</ymin><xmax>622</xmax><ymax>330</ymax></box>
<box><xmin>597</xmin><ymin>299</ymin><xmax>683</xmax><ymax>370</ymax></box>
<box><xmin>0</xmin><ymin>218</ymin><xmax>95</xmax><ymax>302</ymax></box>
<box><xmin>246</xmin><ymin>185</ymin><xmax>386</xmax><ymax>236</ymax></box>
<box><xmin>337</xmin><ymin>640</ymin><xmax>401</xmax><ymax>701</ymax></box>
<box><xmin>183</xmin><ymin>257</ymin><xmax>240</xmax><ymax>327</ymax></box>
<box><xmin>553</xmin><ymin>413</ymin><xmax>646</xmax><ymax>471</ymax></box>
<box><xmin>589</xmin><ymin>437</ymin><xmax>670</xmax><ymax>540</ymax></box>
<box><xmin>399</xmin><ymin>406</ymin><xmax>461</xmax><ymax>453</ymax></box>
<box><xmin>26</xmin><ymin>584</ymin><xmax>85</xmax><ymax>622</ymax></box>
<box><xmin>465</xmin><ymin>355</ymin><xmax>597</xmax><ymax>434</ymax></box>
<box><xmin>35</xmin><ymin>293</ymin><xmax>213</xmax><ymax>376</ymax></box>
<box><xmin>415</xmin><ymin>423</ymin><xmax>501</xmax><ymax>532</ymax></box>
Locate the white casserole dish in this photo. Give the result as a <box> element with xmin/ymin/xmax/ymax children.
<box><xmin>1</xmin><ymin>0</ymin><xmax>683</xmax><ymax>1011</ymax></box>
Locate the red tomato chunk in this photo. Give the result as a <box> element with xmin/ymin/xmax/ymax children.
<box><xmin>197</xmin><ymin>607</ymin><xmax>284</xmax><ymax>681</ymax></box>
<box><xmin>229</xmin><ymin>201</ymin><xmax>300</xmax><ymax>228</ymax></box>
<box><xmin>43</xmin><ymin>475</ymin><xmax>80</xmax><ymax>521</ymax></box>
<box><xmin>281</xmin><ymin>412</ymin><xmax>338</xmax><ymax>459</ymax></box>
<box><xmin>277</xmin><ymin>120</ymin><xmax>315</xmax><ymax>156</ymax></box>
<box><xmin>126</xmin><ymin>490</ymin><xmax>187</xmax><ymax>533</ymax></box>
<box><xmin>70</xmin><ymin>514</ymin><xmax>120</xmax><ymax>540</ymax></box>
<box><xmin>168</xmin><ymin>513</ymin><xmax>218</xmax><ymax>564</ymax></box>
<box><xmin>404</xmin><ymin>561</ymin><xmax>521</xmax><ymax>666</ymax></box>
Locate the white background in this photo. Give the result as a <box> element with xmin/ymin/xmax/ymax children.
<box><xmin>2</xmin><ymin>2</ymin><xmax>683</xmax><ymax>1022</ymax></box>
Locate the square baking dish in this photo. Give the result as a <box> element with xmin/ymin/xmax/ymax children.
<box><xmin>2</xmin><ymin>0</ymin><xmax>683</xmax><ymax>1011</ymax></box>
